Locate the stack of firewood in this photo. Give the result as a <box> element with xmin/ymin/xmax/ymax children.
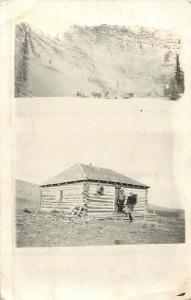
<box><xmin>71</xmin><ymin>205</ymin><xmax>88</xmax><ymax>218</ymax></box>
<box><xmin>49</xmin><ymin>205</ymin><xmax>88</xmax><ymax>223</ymax></box>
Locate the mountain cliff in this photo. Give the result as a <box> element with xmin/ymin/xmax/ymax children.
<box><xmin>15</xmin><ymin>23</ymin><xmax>182</xmax><ymax>98</ymax></box>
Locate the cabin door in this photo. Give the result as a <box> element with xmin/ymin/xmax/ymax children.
<box><xmin>114</xmin><ymin>187</ymin><xmax>120</xmax><ymax>213</ymax></box>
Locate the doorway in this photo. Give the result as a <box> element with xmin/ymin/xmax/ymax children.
<box><xmin>114</xmin><ymin>187</ymin><xmax>120</xmax><ymax>213</ymax></box>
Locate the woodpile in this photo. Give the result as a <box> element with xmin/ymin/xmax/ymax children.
<box><xmin>50</xmin><ymin>204</ymin><xmax>88</xmax><ymax>223</ymax></box>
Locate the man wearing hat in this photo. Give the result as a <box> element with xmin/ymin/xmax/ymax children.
<box><xmin>117</xmin><ymin>189</ymin><xmax>125</xmax><ymax>213</ymax></box>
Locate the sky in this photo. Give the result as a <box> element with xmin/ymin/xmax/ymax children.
<box><xmin>15</xmin><ymin>100</ymin><xmax>184</xmax><ymax>209</ymax></box>
<box><xmin>11</xmin><ymin>0</ymin><xmax>189</xmax><ymax>38</ymax></box>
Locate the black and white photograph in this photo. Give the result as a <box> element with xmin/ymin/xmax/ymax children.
<box><xmin>15</xmin><ymin>112</ymin><xmax>185</xmax><ymax>247</ymax></box>
<box><xmin>1</xmin><ymin>1</ymin><xmax>191</xmax><ymax>300</ymax></box>
<box><xmin>14</xmin><ymin>2</ymin><xmax>185</xmax><ymax>100</ymax></box>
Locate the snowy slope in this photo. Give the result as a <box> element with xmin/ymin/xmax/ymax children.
<box><xmin>15</xmin><ymin>23</ymin><xmax>181</xmax><ymax>98</ymax></box>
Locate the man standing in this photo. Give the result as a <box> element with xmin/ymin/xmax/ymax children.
<box><xmin>125</xmin><ymin>193</ymin><xmax>137</xmax><ymax>222</ymax></box>
<box><xmin>117</xmin><ymin>189</ymin><xmax>125</xmax><ymax>213</ymax></box>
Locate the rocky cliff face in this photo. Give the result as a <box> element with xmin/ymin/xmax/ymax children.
<box><xmin>15</xmin><ymin>23</ymin><xmax>182</xmax><ymax>98</ymax></box>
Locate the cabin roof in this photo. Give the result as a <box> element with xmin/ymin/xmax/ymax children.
<box><xmin>41</xmin><ymin>163</ymin><xmax>149</xmax><ymax>188</ymax></box>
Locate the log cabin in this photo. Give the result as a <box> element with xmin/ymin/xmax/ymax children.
<box><xmin>40</xmin><ymin>163</ymin><xmax>150</xmax><ymax>218</ymax></box>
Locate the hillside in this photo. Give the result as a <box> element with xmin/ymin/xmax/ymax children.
<box><xmin>16</xmin><ymin>179</ymin><xmax>40</xmax><ymax>210</ymax></box>
<box><xmin>15</xmin><ymin>23</ymin><xmax>182</xmax><ymax>98</ymax></box>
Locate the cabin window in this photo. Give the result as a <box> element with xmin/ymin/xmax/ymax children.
<box><xmin>57</xmin><ymin>190</ymin><xmax>63</xmax><ymax>201</ymax></box>
<box><xmin>97</xmin><ymin>185</ymin><xmax>104</xmax><ymax>195</ymax></box>
<box><xmin>60</xmin><ymin>190</ymin><xmax>63</xmax><ymax>201</ymax></box>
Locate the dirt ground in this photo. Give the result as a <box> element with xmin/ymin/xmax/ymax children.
<box><xmin>16</xmin><ymin>210</ymin><xmax>185</xmax><ymax>247</ymax></box>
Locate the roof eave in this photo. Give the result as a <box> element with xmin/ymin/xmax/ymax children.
<box><xmin>40</xmin><ymin>179</ymin><xmax>150</xmax><ymax>189</ymax></box>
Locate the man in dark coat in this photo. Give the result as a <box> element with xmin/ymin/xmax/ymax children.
<box><xmin>117</xmin><ymin>189</ymin><xmax>125</xmax><ymax>213</ymax></box>
<box><xmin>125</xmin><ymin>193</ymin><xmax>137</xmax><ymax>222</ymax></box>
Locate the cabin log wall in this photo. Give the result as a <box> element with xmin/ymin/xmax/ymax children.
<box><xmin>87</xmin><ymin>182</ymin><xmax>115</xmax><ymax>216</ymax></box>
<box><xmin>41</xmin><ymin>181</ymin><xmax>148</xmax><ymax>217</ymax></box>
<box><xmin>41</xmin><ymin>183</ymin><xmax>84</xmax><ymax>211</ymax></box>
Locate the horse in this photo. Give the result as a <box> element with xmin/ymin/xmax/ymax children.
<box><xmin>91</xmin><ymin>92</ymin><xmax>102</xmax><ymax>98</ymax></box>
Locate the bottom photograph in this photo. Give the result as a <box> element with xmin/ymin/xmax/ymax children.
<box><xmin>15</xmin><ymin>116</ymin><xmax>185</xmax><ymax>247</ymax></box>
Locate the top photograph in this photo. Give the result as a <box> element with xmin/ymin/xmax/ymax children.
<box><xmin>14</xmin><ymin>3</ymin><xmax>185</xmax><ymax>101</ymax></box>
